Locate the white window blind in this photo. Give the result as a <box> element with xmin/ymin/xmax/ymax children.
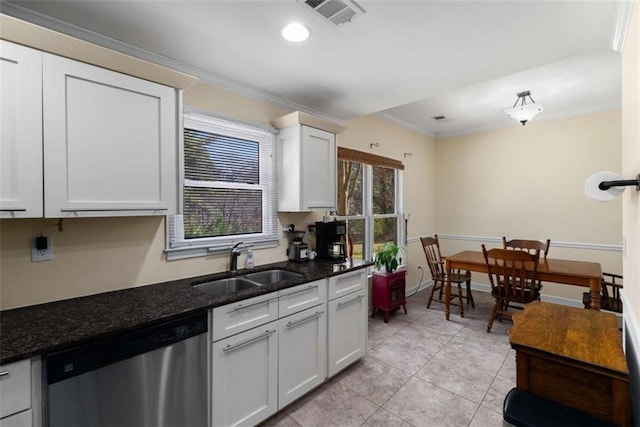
<box><xmin>167</xmin><ymin>112</ymin><xmax>278</xmax><ymax>259</ymax></box>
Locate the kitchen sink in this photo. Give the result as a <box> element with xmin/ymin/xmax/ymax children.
<box><xmin>243</xmin><ymin>269</ymin><xmax>303</xmax><ymax>285</ymax></box>
<box><xmin>193</xmin><ymin>277</ymin><xmax>260</xmax><ymax>297</ymax></box>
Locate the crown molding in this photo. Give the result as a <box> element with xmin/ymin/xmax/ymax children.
<box><xmin>0</xmin><ymin>3</ymin><xmax>346</xmax><ymax>126</ymax></box>
<box><xmin>376</xmin><ymin>111</ymin><xmax>436</xmax><ymax>139</ymax></box>
<box><xmin>611</xmin><ymin>0</ymin><xmax>635</xmax><ymax>52</ymax></box>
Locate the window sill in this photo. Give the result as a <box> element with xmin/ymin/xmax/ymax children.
<box><xmin>165</xmin><ymin>238</ymin><xmax>279</xmax><ymax>261</ymax></box>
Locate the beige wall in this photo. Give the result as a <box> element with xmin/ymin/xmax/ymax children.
<box><xmin>0</xmin><ymin>75</ymin><xmax>435</xmax><ymax>309</ymax></box>
<box><xmin>338</xmin><ymin>116</ymin><xmax>437</xmax><ymax>288</ymax></box>
<box><xmin>622</xmin><ymin>2</ymin><xmax>640</xmax><ymax>351</ymax></box>
<box><xmin>434</xmin><ymin>110</ymin><xmax>623</xmax><ymax>301</ymax></box>
<box><xmin>0</xmin><ymin>15</ymin><xmax>622</xmax><ymax>311</ymax></box>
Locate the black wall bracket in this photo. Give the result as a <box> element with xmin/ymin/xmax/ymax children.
<box><xmin>599</xmin><ymin>174</ymin><xmax>640</xmax><ymax>191</ymax></box>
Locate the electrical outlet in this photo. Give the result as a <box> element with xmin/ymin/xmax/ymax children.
<box><xmin>31</xmin><ymin>236</ymin><xmax>53</xmax><ymax>262</ymax></box>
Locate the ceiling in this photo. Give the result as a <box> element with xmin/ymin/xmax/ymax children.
<box><xmin>1</xmin><ymin>0</ymin><xmax>630</xmax><ymax>138</ymax></box>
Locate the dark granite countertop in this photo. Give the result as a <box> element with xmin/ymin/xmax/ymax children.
<box><xmin>0</xmin><ymin>259</ymin><xmax>372</xmax><ymax>365</ymax></box>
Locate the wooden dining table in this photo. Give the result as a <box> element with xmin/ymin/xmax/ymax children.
<box><xmin>443</xmin><ymin>250</ymin><xmax>603</xmax><ymax>320</ymax></box>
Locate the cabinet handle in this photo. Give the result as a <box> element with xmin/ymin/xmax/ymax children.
<box><xmin>336</xmin><ymin>272</ymin><xmax>359</xmax><ymax>282</ymax></box>
<box><xmin>337</xmin><ymin>294</ymin><xmax>364</xmax><ymax>308</ymax></box>
<box><xmin>0</xmin><ymin>371</ymin><xmax>9</xmax><ymax>378</ymax></box>
<box><xmin>0</xmin><ymin>208</ymin><xmax>27</xmax><ymax>212</ymax></box>
<box><xmin>285</xmin><ymin>284</ymin><xmax>318</xmax><ymax>296</ymax></box>
<box><xmin>60</xmin><ymin>208</ymin><xmax>168</xmax><ymax>212</ymax></box>
<box><xmin>286</xmin><ymin>310</ymin><xmax>324</xmax><ymax>329</ymax></box>
<box><xmin>232</xmin><ymin>297</ymin><xmax>276</xmax><ymax>312</ymax></box>
<box><xmin>222</xmin><ymin>329</ymin><xmax>276</xmax><ymax>353</ymax></box>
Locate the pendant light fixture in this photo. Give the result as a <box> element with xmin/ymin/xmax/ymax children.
<box><xmin>504</xmin><ymin>90</ymin><xmax>543</xmax><ymax>126</ymax></box>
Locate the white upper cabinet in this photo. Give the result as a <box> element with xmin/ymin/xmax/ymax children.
<box><xmin>43</xmin><ymin>53</ymin><xmax>177</xmax><ymax>217</ymax></box>
<box><xmin>0</xmin><ymin>41</ymin><xmax>43</xmax><ymax>218</ymax></box>
<box><xmin>272</xmin><ymin>112</ymin><xmax>345</xmax><ymax>212</ymax></box>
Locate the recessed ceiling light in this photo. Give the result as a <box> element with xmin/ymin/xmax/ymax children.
<box><xmin>282</xmin><ymin>23</ymin><xmax>310</xmax><ymax>42</ymax></box>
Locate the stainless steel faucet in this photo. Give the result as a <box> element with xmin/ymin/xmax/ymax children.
<box><xmin>229</xmin><ymin>242</ymin><xmax>243</xmax><ymax>273</ymax></box>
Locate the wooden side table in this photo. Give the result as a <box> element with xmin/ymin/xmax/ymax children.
<box><xmin>510</xmin><ymin>301</ymin><xmax>629</xmax><ymax>426</ymax></box>
<box><xmin>371</xmin><ymin>269</ymin><xmax>407</xmax><ymax>323</ymax></box>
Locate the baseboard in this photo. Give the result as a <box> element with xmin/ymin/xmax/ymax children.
<box><xmin>405</xmin><ymin>279</ymin><xmax>432</xmax><ymax>297</ymax></box>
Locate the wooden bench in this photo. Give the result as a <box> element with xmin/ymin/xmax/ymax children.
<box><xmin>503</xmin><ymin>388</ymin><xmax>616</xmax><ymax>427</ymax></box>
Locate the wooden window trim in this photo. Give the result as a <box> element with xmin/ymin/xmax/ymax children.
<box><xmin>337</xmin><ymin>147</ymin><xmax>404</xmax><ymax>170</ymax></box>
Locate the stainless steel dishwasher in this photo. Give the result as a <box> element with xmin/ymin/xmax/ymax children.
<box><xmin>45</xmin><ymin>311</ymin><xmax>208</xmax><ymax>427</ymax></box>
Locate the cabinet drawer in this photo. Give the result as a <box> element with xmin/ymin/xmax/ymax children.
<box><xmin>0</xmin><ymin>360</ymin><xmax>30</xmax><ymax>419</ymax></box>
<box><xmin>212</xmin><ymin>293</ymin><xmax>279</xmax><ymax>341</ymax></box>
<box><xmin>328</xmin><ymin>270</ymin><xmax>365</xmax><ymax>301</ymax></box>
<box><xmin>279</xmin><ymin>279</ymin><xmax>327</xmax><ymax>317</ymax></box>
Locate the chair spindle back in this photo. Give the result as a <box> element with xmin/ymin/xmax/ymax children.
<box><xmin>482</xmin><ymin>246</ymin><xmax>540</xmax><ymax>300</ymax></box>
<box><xmin>502</xmin><ymin>237</ymin><xmax>551</xmax><ymax>258</ymax></box>
<box><xmin>420</xmin><ymin>236</ymin><xmax>445</xmax><ymax>279</ymax></box>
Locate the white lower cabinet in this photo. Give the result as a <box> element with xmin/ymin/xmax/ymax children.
<box><xmin>278</xmin><ymin>306</ymin><xmax>327</xmax><ymax>408</ymax></box>
<box><xmin>327</xmin><ymin>271</ymin><xmax>368</xmax><ymax>378</ymax></box>
<box><xmin>211</xmin><ymin>323</ymin><xmax>278</xmax><ymax>427</ymax></box>
<box><xmin>209</xmin><ymin>272</ymin><xmax>367</xmax><ymax>426</ymax></box>
<box><xmin>0</xmin><ymin>358</ymin><xmax>41</xmax><ymax>427</ymax></box>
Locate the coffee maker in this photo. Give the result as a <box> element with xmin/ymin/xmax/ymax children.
<box><xmin>315</xmin><ymin>221</ymin><xmax>347</xmax><ymax>261</ymax></box>
<box><xmin>287</xmin><ymin>230</ymin><xmax>309</xmax><ymax>261</ymax></box>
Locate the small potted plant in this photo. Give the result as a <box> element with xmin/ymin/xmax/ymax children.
<box><xmin>373</xmin><ymin>242</ymin><xmax>401</xmax><ymax>273</ymax></box>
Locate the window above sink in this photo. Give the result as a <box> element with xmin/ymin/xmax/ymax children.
<box><xmin>166</xmin><ymin>109</ymin><xmax>280</xmax><ymax>260</ymax></box>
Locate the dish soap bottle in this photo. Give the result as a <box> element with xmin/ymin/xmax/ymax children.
<box><xmin>245</xmin><ymin>248</ymin><xmax>255</xmax><ymax>269</ymax></box>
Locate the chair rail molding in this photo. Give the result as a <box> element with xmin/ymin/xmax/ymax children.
<box><xmin>434</xmin><ymin>234</ymin><xmax>622</xmax><ymax>252</ymax></box>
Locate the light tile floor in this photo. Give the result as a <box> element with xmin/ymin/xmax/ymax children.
<box><xmin>261</xmin><ymin>288</ymin><xmax>514</xmax><ymax>427</ymax></box>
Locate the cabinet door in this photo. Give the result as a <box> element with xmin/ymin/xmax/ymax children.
<box><xmin>0</xmin><ymin>359</ymin><xmax>30</xmax><ymax>419</ymax></box>
<box><xmin>211</xmin><ymin>324</ymin><xmax>278</xmax><ymax>427</ymax></box>
<box><xmin>301</xmin><ymin>126</ymin><xmax>336</xmax><ymax>210</ymax></box>
<box><xmin>0</xmin><ymin>41</ymin><xmax>43</xmax><ymax>218</ymax></box>
<box><xmin>42</xmin><ymin>53</ymin><xmax>177</xmax><ymax>217</ymax></box>
<box><xmin>278</xmin><ymin>306</ymin><xmax>327</xmax><ymax>408</ymax></box>
<box><xmin>328</xmin><ymin>290</ymin><xmax>367</xmax><ymax>377</ymax></box>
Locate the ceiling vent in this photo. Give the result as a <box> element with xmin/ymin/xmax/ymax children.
<box><xmin>302</xmin><ymin>0</ymin><xmax>366</xmax><ymax>26</ymax></box>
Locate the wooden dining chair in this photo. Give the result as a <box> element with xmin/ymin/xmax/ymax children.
<box><xmin>420</xmin><ymin>235</ymin><xmax>474</xmax><ymax>317</ymax></box>
<box><xmin>583</xmin><ymin>272</ymin><xmax>623</xmax><ymax>313</ymax></box>
<box><xmin>502</xmin><ymin>237</ymin><xmax>551</xmax><ymax>257</ymax></box>
<box><xmin>502</xmin><ymin>237</ymin><xmax>550</xmax><ymax>302</ymax></box>
<box><xmin>482</xmin><ymin>245</ymin><xmax>541</xmax><ymax>332</ymax></box>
